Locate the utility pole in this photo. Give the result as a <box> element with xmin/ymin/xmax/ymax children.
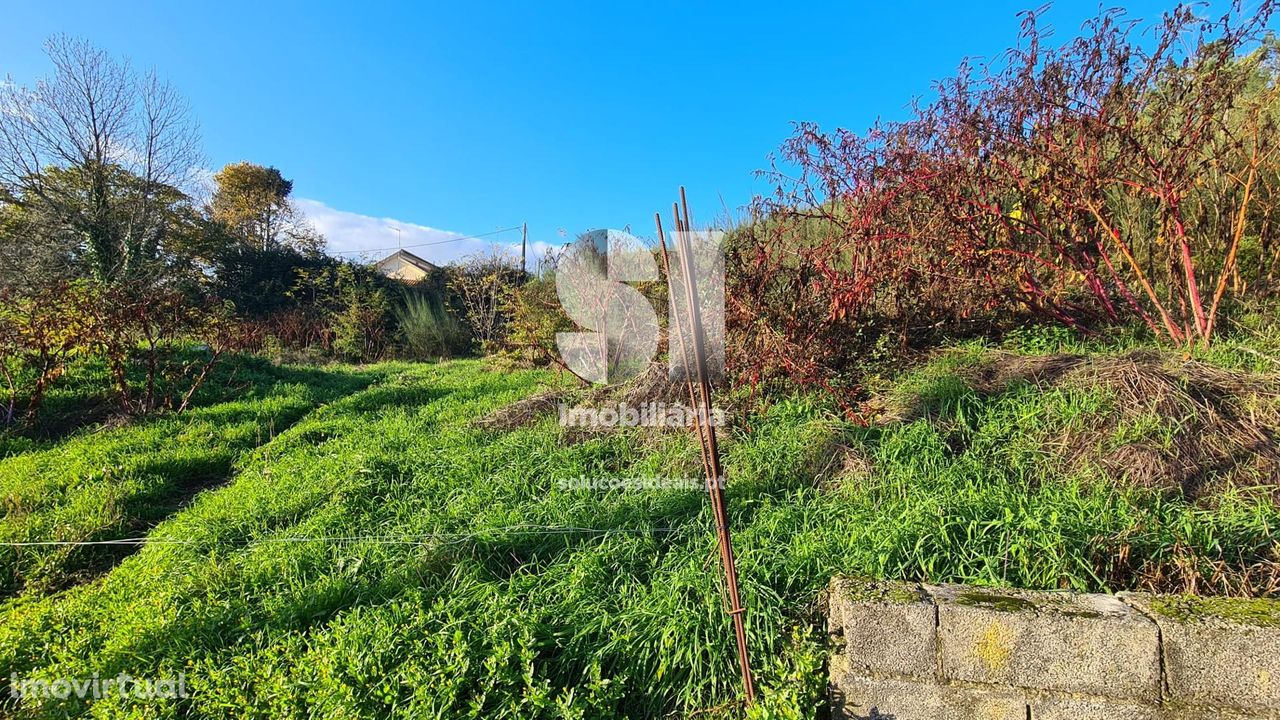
<box><xmin>521</xmin><ymin>222</ymin><xmax>528</xmax><ymax>280</ymax></box>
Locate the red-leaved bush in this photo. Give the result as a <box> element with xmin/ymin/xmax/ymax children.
<box><xmin>732</xmin><ymin>2</ymin><xmax>1280</xmax><ymax>400</ymax></box>
<box><xmin>0</xmin><ymin>283</ymin><xmax>255</xmax><ymax>425</ymax></box>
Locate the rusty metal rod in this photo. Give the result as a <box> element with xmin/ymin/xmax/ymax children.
<box><xmin>672</xmin><ymin>200</ymin><xmax>735</xmax><ymax>591</ymax></box>
<box><xmin>669</xmin><ymin>199</ymin><xmax>746</xmax><ymax>673</ymax></box>
<box><xmin>670</xmin><ymin>189</ymin><xmax>756</xmax><ymax>705</ymax></box>
<box><xmin>655</xmin><ymin>213</ymin><xmax>715</xmax><ymax>489</ymax></box>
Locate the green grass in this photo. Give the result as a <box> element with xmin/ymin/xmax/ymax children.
<box><xmin>997</xmin><ymin>320</ymin><xmax>1280</xmax><ymax>374</ymax></box>
<box><xmin>0</xmin><ymin>351</ymin><xmax>1275</xmax><ymax>718</ymax></box>
<box><xmin>0</xmin><ymin>358</ymin><xmax>384</xmax><ymax>596</ymax></box>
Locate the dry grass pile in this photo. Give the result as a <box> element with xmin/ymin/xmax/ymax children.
<box><xmin>970</xmin><ymin>351</ymin><xmax>1280</xmax><ymax>500</ymax></box>
<box><xmin>472</xmin><ymin>390</ymin><xmax>564</xmax><ymax>431</ymax></box>
<box><xmin>473</xmin><ymin>362</ymin><xmax>696</xmax><ymax>438</ymax></box>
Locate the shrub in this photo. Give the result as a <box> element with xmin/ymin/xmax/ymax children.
<box><xmin>496</xmin><ymin>274</ymin><xmax>572</xmax><ymax>369</ymax></box>
<box><xmin>0</xmin><ymin>282</ymin><xmax>252</xmax><ymax>426</ymax></box>
<box><xmin>0</xmin><ymin>283</ymin><xmax>97</xmax><ymax>425</ymax></box>
<box><xmin>254</xmin><ymin>308</ymin><xmax>332</xmax><ymax>354</ymax></box>
<box><xmin>395</xmin><ymin>292</ymin><xmax>468</xmax><ymax>360</ymax></box>
<box><xmin>735</xmin><ymin>3</ymin><xmax>1280</xmax><ymax>404</ymax></box>
<box><xmin>494</xmin><ymin>241</ymin><xmax>670</xmax><ymax>383</ymax></box>
<box><xmin>449</xmin><ymin>251</ymin><xmax>521</xmax><ymax>353</ymax></box>
<box><xmin>331</xmin><ymin>283</ymin><xmax>391</xmax><ymax>363</ymax></box>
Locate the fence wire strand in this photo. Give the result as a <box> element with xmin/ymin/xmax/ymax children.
<box><xmin>0</xmin><ymin>524</ymin><xmax>700</xmax><ymax>548</ymax></box>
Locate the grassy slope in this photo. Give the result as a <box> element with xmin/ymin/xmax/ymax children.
<box><xmin>0</xmin><ymin>347</ymin><xmax>1276</xmax><ymax>718</ymax></box>
<box><xmin>0</xmin><ymin>359</ymin><xmax>383</xmax><ymax>595</ymax></box>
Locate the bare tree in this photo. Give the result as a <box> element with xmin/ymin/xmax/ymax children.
<box><xmin>450</xmin><ymin>249</ymin><xmax>520</xmax><ymax>349</ymax></box>
<box><xmin>0</xmin><ymin>35</ymin><xmax>201</xmax><ymax>285</ymax></box>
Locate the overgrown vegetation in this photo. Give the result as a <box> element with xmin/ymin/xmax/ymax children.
<box><xmin>726</xmin><ymin>4</ymin><xmax>1280</xmax><ymax>398</ymax></box>
<box><xmin>395</xmin><ymin>292</ymin><xmax>469</xmax><ymax>360</ymax></box>
<box><xmin>0</xmin><ymin>357</ymin><xmax>382</xmax><ymax>596</ymax></box>
<box><xmin>0</xmin><ymin>37</ymin><xmax>519</xmax><ymax>426</ymax></box>
<box><xmin>0</xmin><ymin>283</ymin><xmax>255</xmax><ymax>426</ymax></box>
<box><xmin>3</xmin><ymin>3</ymin><xmax>1280</xmax><ymax>718</ymax></box>
<box><xmin>0</xmin><ymin>344</ymin><xmax>1274</xmax><ymax>717</ymax></box>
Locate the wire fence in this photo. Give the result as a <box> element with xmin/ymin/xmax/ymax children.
<box><xmin>0</xmin><ymin>524</ymin><xmax>700</xmax><ymax>549</ymax></box>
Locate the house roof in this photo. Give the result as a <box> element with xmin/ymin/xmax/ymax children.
<box><xmin>374</xmin><ymin>249</ymin><xmax>439</xmax><ymax>274</ymax></box>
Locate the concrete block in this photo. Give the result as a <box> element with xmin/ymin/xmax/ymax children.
<box><xmin>1123</xmin><ymin>593</ymin><xmax>1280</xmax><ymax>715</ymax></box>
<box><xmin>1159</xmin><ymin>706</ymin><xmax>1276</xmax><ymax>720</ymax></box>
<box><xmin>827</xmin><ymin>577</ymin><xmax>937</xmax><ymax>679</ymax></box>
<box><xmin>928</xmin><ymin>583</ymin><xmax>1160</xmax><ymax>699</ymax></box>
<box><xmin>831</xmin><ymin>673</ymin><xmax>1026</xmax><ymax>720</ymax></box>
<box><xmin>1032</xmin><ymin>695</ymin><xmax>1159</xmax><ymax>720</ymax></box>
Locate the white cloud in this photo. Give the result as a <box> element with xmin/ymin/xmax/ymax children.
<box><xmin>295</xmin><ymin>198</ymin><xmax>556</xmax><ymax>268</ymax></box>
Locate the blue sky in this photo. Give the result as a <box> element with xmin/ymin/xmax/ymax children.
<box><xmin>3</xmin><ymin>0</ymin><xmax>1199</xmax><ymax>263</ymax></box>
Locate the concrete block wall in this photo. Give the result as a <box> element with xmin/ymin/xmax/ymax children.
<box><xmin>826</xmin><ymin>577</ymin><xmax>1280</xmax><ymax>720</ymax></box>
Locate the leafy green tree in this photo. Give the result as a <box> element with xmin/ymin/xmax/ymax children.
<box><xmin>0</xmin><ymin>188</ymin><xmax>82</xmax><ymax>291</ymax></box>
<box><xmin>0</xmin><ymin>164</ymin><xmax>207</xmax><ymax>292</ymax></box>
<box><xmin>209</xmin><ymin>162</ymin><xmax>323</xmax><ymax>253</ymax></box>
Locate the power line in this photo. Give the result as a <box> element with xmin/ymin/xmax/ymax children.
<box><xmin>327</xmin><ymin>225</ymin><xmax>524</xmax><ymax>256</ymax></box>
